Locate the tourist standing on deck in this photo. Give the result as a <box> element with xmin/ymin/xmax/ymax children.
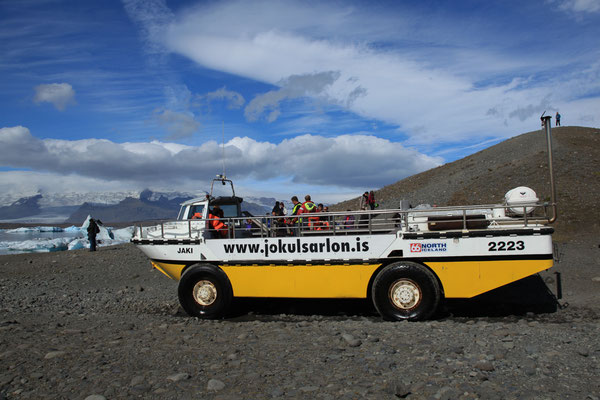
<box><xmin>359</xmin><ymin>192</ymin><xmax>369</xmax><ymax>210</ymax></box>
<box><xmin>300</xmin><ymin>195</ymin><xmax>318</xmax><ymax>229</ymax></box>
<box><xmin>368</xmin><ymin>191</ymin><xmax>376</xmax><ymax>210</ymax></box>
<box><xmin>272</xmin><ymin>201</ymin><xmax>285</xmax><ymax>236</ymax></box>
<box><xmin>286</xmin><ymin>196</ymin><xmax>303</xmax><ymax>235</ymax></box>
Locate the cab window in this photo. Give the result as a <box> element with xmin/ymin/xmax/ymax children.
<box><xmin>217</xmin><ymin>204</ymin><xmax>239</xmax><ymax>218</ymax></box>
<box><xmin>187</xmin><ymin>205</ymin><xmax>205</xmax><ymax>220</ymax></box>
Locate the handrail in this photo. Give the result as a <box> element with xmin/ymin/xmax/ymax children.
<box><xmin>133</xmin><ymin>201</ymin><xmax>551</xmax><ymax>240</ymax></box>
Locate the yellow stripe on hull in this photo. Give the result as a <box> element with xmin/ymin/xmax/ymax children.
<box><xmin>425</xmin><ymin>259</ymin><xmax>553</xmax><ymax>298</ymax></box>
<box><xmin>151</xmin><ymin>261</ymin><xmax>185</xmax><ymax>280</ymax></box>
<box><xmin>150</xmin><ymin>258</ymin><xmax>553</xmax><ymax>299</ymax></box>
<box><xmin>222</xmin><ymin>264</ymin><xmax>380</xmax><ymax>298</ymax></box>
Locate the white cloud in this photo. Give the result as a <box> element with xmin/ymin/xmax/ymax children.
<box><xmin>154</xmin><ymin>109</ymin><xmax>200</xmax><ymax>139</ymax></box>
<box><xmin>554</xmin><ymin>0</ymin><xmax>600</xmax><ymax>13</ymax></box>
<box><xmin>122</xmin><ymin>0</ymin><xmax>174</xmax><ymax>56</ymax></box>
<box><xmin>0</xmin><ymin>171</ymin><xmax>142</xmax><ymax>201</ymax></box>
<box><xmin>33</xmin><ymin>83</ymin><xmax>75</xmax><ymax>111</ymax></box>
<box><xmin>199</xmin><ymin>87</ymin><xmax>245</xmax><ymax>109</ymax></box>
<box><xmin>121</xmin><ymin>0</ymin><xmax>598</xmax><ymax>145</ymax></box>
<box><xmin>0</xmin><ymin>126</ymin><xmax>441</xmax><ymax>190</ymax></box>
<box><xmin>244</xmin><ymin>71</ymin><xmax>351</xmax><ymax>122</ymax></box>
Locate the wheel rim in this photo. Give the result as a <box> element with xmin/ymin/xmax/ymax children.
<box><xmin>193</xmin><ymin>280</ymin><xmax>218</xmax><ymax>306</ymax></box>
<box><xmin>389</xmin><ymin>279</ymin><xmax>421</xmax><ymax>310</ymax></box>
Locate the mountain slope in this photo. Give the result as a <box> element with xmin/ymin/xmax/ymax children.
<box><xmin>333</xmin><ymin>126</ymin><xmax>600</xmax><ymax>238</ymax></box>
<box><xmin>0</xmin><ymin>194</ymin><xmax>43</xmax><ymax>220</ymax></box>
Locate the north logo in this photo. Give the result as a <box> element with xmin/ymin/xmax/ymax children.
<box><xmin>410</xmin><ymin>242</ymin><xmax>447</xmax><ymax>253</ymax></box>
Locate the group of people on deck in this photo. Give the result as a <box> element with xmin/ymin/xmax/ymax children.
<box><xmin>266</xmin><ymin>195</ymin><xmax>331</xmax><ymax>236</ymax></box>
<box><xmin>269</xmin><ymin>191</ymin><xmax>376</xmax><ymax>235</ymax></box>
<box><xmin>201</xmin><ymin>190</ymin><xmax>377</xmax><ymax>238</ymax></box>
<box><xmin>286</xmin><ymin>195</ymin><xmax>330</xmax><ymax>232</ymax></box>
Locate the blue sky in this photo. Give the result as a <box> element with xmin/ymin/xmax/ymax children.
<box><xmin>1</xmin><ymin>0</ymin><xmax>599</xmax><ymax>204</ymax></box>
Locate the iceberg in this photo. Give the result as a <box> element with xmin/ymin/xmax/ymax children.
<box><xmin>81</xmin><ymin>215</ymin><xmax>114</xmax><ymax>240</ymax></box>
<box><xmin>112</xmin><ymin>226</ymin><xmax>135</xmax><ymax>242</ymax></box>
<box><xmin>67</xmin><ymin>238</ymin><xmax>87</xmax><ymax>251</ymax></box>
<box><xmin>0</xmin><ymin>217</ymin><xmax>135</xmax><ymax>255</ymax></box>
<box><xmin>6</xmin><ymin>226</ymin><xmax>65</xmax><ymax>234</ymax></box>
<box><xmin>0</xmin><ymin>237</ymin><xmax>71</xmax><ymax>253</ymax></box>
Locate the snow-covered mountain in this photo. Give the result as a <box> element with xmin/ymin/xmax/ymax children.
<box><xmin>0</xmin><ymin>190</ymin><xmax>283</xmax><ymax>223</ymax></box>
<box><xmin>0</xmin><ymin>190</ymin><xmax>207</xmax><ymax>208</ymax></box>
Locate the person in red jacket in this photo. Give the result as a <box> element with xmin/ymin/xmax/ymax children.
<box><xmin>299</xmin><ymin>195</ymin><xmax>318</xmax><ymax>229</ymax></box>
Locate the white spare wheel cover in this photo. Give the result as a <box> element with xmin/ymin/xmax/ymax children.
<box><xmin>505</xmin><ymin>186</ymin><xmax>539</xmax><ymax>215</ymax></box>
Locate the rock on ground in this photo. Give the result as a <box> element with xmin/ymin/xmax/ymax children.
<box><xmin>0</xmin><ymin>242</ymin><xmax>598</xmax><ymax>399</ymax></box>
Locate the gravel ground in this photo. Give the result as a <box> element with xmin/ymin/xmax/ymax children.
<box><xmin>0</xmin><ymin>240</ymin><xmax>599</xmax><ymax>400</ymax></box>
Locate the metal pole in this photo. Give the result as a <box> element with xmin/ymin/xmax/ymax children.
<box><xmin>541</xmin><ymin>115</ymin><xmax>558</xmax><ymax>223</ymax></box>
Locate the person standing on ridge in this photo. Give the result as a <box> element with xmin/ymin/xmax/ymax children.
<box><xmin>87</xmin><ymin>218</ymin><xmax>100</xmax><ymax>252</ymax></box>
<box><xmin>555</xmin><ymin>112</ymin><xmax>561</xmax><ymax>127</ymax></box>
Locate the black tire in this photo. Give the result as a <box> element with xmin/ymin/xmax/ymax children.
<box><xmin>178</xmin><ymin>264</ymin><xmax>233</xmax><ymax>319</ymax></box>
<box><xmin>371</xmin><ymin>261</ymin><xmax>441</xmax><ymax>321</ymax></box>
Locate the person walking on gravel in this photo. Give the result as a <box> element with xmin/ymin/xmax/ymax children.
<box><xmin>87</xmin><ymin>218</ymin><xmax>100</xmax><ymax>252</ymax></box>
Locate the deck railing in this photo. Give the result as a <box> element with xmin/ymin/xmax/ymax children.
<box><xmin>134</xmin><ymin>202</ymin><xmax>553</xmax><ymax>240</ymax></box>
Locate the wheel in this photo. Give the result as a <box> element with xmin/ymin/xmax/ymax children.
<box><xmin>178</xmin><ymin>264</ymin><xmax>233</xmax><ymax>319</ymax></box>
<box><xmin>371</xmin><ymin>261</ymin><xmax>441</xmax><ymax>321</ymax></box>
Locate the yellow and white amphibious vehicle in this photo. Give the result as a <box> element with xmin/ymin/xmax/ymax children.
<box><xmin>132</xmin><ymin>116</ymin><xmax>558</xmax><ymax>321</ymax></box>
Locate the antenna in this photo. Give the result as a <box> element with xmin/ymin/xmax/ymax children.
<box><xmin>221</xmin><ymin>121</ymin><xmax>226</xmax><ymax>179</ymax></box>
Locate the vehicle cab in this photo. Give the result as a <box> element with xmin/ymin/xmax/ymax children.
<box><xmin>171</xmin><ymin>176</ymin><xmax>248</xmax><ymax>239</ymax></box>
<box><xmin>177</xmin><ymin>197</ymin><xmax>209</xmax><ymax>220</ymax></box>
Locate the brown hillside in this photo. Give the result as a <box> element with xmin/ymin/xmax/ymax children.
<box><xmin>333</xmin><ymin>126</ymin><xmax>600</xmax><ymax>240</ymax></box>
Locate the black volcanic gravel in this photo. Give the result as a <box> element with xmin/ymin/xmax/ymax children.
<box><xmin>0</xmin><ymin>241</ymin><xmax>598</xmax><ymax>399</ymax></box>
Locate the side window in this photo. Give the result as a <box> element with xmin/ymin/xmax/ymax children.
<box><xmin>187</xmin><ymin>205</ymin><xmax>205</xmax><ymax>220</ymax></box>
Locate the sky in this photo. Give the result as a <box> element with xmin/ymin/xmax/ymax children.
<box><xmin>1</xmin><ymin>0</ymin><xmax>599</xmax><ymax>204</ymax></box>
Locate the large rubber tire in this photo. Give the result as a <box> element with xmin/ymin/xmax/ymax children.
<box><xmin>178</xmin><ymin>264</ymin><xmax>233</xmax><ymax>319</ymax></box>
<box><xmin>372</xmin><ymin>261</ymin><xmax>441</xmax><ymax>321</ymax></box>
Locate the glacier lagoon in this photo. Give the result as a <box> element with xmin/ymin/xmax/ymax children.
<box><xmin>0</xmin><ymin>225</ymin><xmax>134</xmax><ymax>255</ymax></box>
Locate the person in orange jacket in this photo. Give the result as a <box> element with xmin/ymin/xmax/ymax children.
<box><xmin>314</xmin><ymin>203</ymin><xmax>330</xmax><ymax>230</ymax></box>
<box><xmin>208</xmin><ymin>206</ymin><xmax>228</xmax><ymax>238</ymax></box>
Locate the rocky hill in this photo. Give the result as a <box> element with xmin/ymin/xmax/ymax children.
<box><xmin>333</xmin><ymin>126</ymin><xmax>600</xmax><ymax>239</ymax></box>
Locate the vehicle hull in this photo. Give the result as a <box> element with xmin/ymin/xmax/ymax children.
<box><xmin>136</xmin><ymin>230</ymin><xmax>553</xmax><ymax>299</ymax></box>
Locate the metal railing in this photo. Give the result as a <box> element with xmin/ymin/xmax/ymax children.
<box><xmin>133</xmin><ymin>202</ymin><xmax>553</xmax><ymax>240</ymax></box>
